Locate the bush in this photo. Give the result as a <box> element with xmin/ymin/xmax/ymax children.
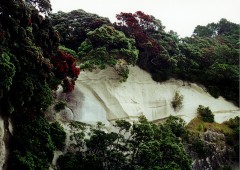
<box><xmin>9</xmin><ymin>117</ymin><xmax>66</xmax><ymax>170</ymax></box>
<box><xmin>50</xmin><ymin>122</ymin><xmax>66</xmax><ymax>150</ymax></box>
<box><xmin>190</xmin><ymin>134</ymin><xmax>209</xmax><ymax>157</ymax></box>
<box><xmin>57</xmin><ymin>116</ymin><xmax>192</xmax><ymax>170</ymax></box>
<box><xmin>54</xmin><ymin>101</ymin><xmax>67</xmax><ymax>112</ymax></box>
<box><xmin>165</xmin><ymin>116</ymin><xmax>188</xmax><ymax>138</ymax></box>
<box><xmin>171</xmin><ymin>91</ymin><xmax>184</xmax><ymax>111</ymax></box>
<box><xmin>197</xmin><ymin>105</ymin><xmax>214</xmax><ymax>123</ymax></box>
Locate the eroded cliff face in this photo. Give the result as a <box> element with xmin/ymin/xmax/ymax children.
<box><xmin>191</xmin><ymin>130</ymin><xmax>237</xmax><ymax>170</ymax></box>
<box><xmin>0</xmin><ymin>117</ymin><xmax>5</xmax><ymax>170</ymax></box>
<box><xmin>54</xmin><ymin>66</ymin><xmax>239</xmax><ymax>125</ymax></box>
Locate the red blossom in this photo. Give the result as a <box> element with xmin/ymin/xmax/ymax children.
<box><xmin>51</xmin><ymin>50</ymin><xmax>80</xmax><ymax>92</ymax></box>
<box><xmin>62</xmin><ymin>78</ymin><xmax>75</xmax><ymax>93</ymax></box>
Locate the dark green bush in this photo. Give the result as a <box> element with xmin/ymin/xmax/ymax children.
<box><xmin>9</xmin><ymin>117</ymin><xmax>66</xmax><ymax>170</ymax></box>
<box><xmin>207</xmin><ymin>86</ymin><xmax>220</xmax><ymax>98</ymax></box>
<box><xmin>50</xmin><ymin>122</ymin><xmax>66</xmax><ymax>150</ymax></box>
<box><xmin>171</xmin><ymin>91</ymin><xmax>184</xmax><ymax>111</ymax></box>
<box><xmin>190</xmin><ymin>135</ymin><xmax>209</xmax><ymax>157</ymax></box>
<box><xmin>57</xmin><ymin>116</ymin><xmax>192</xmax><ymax>170</ymax></box>
<box><xmin>197</xmin><ymin>105</ymin><xmax>214</xmax><ymax>123</ymax></box>
<box><xmin>54</xmin><ymin>101</ymin><xmax>67</xmax><ymax>112</ymax></box>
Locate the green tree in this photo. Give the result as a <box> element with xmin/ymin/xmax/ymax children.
<box><xmin>177</xmin><ymin>19</ymin><xmax>239</xmax><ymax>104</ymax></box>
<box><xmin>197</xmin><ymin>105</ymin><xmax>214</xmax><ymax>123</ymax></box>
<box><xmin>171</xmin><ymin>91</ymin><xmax>184</xmax><ymax>111</ymax></box>
<box><xmin>50</xmin><ymin>9</ymin><xmax>111</xmax><ymax>51</ymax></box>
<box><xmin>0</xmin><ymin>0</ymin><xmax>77</xmax><ymax>168</ymax></box>
<box><xmin>9</xmin><ymin>117</ymin><xmax>66</xmax><ymax>170</ymax></box>
<box><xmin>78</xmin><ymin>25</ymin><xmax>139</xmax><ymax>82</ymax></box>
<box><xmin>57</xmin><ymin>116</ymin><xmax>192</xmax><ymax>170</ymax></box>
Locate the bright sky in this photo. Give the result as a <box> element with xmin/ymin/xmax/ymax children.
<box><xmin>50</xmin><ymin>0</ymin><xmax>240</xmax><ymax>37</ymax></box>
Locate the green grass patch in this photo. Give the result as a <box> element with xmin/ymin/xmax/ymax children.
<box><xmin>187</xmin><ymin>117</ymin><xmax>233</xmax><ymax>135</ymax></box>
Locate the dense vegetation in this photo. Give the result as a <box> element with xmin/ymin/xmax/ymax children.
<box><xmin>197</xmin><ymin>105</ymin><xmax>215</xmax><ymax>123</ymax></box>
<box><xmin>57</xmin><ymin>116</ymin><xmax>192</xmax><ymax>170</ymax></box>
<box><xmin>9</xmin><ymin>117</ymin><xmax>66</xmax><ymax>169</ymax></box>
<box><xmin>51</xmin><ymin>10</ymin><xmax>239</xmax><ymax>104</ymax></box>
<box><xmin>78</xmin><ymin>25</ymin><xmax>139</xmax><ymax>82</ymax></box>
<box><xmin>0</xmin><ymin>0</ymin><xmax>78</xmax><ymax>169</ymax></box>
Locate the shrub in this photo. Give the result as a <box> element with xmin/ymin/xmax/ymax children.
<box><xmin>54</xmin><ymin>101</ymin><xmax>67</xmax><ymax>112</ymax></box>
<box><xmin>197</xmin><ymin>105</ymin><xmax>214</xmax><ymax>123</ymax></box>
<box><xmin>9</xmin><ymin>117</ymin><xmax>66</xmax><ymax>170</ymax></box>
<box><xmin>190</xmin><ymin>134</ymin><xmax>209</xmax><ymax>157</ymax></box>
<box><xmin>50</xmin><ymin>122</ymin><xmax>66</xmax><ymax>150</ymax></box>
<box><xmin>57</xmin><ymin>116</ymin><xmax>192</xmax><ymax>170</ymax></box>
<box><xmin>165</xmin><ymin>116</ymin><xmax>188</xmax><ymax>138</ymax></box>
<box><xmin>171</xmin><ymin>91</ymin><xmax>184</xmax><ymax>111</ymax></box>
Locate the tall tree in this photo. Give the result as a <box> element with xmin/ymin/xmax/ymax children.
<box><xmin>57</xmin><ymin>116</ymin><xmax>192</xmax><ymax>170</ymax></box>
<box><xmin>115</xmin><ymin>11</ymin><xmax>178</xmax><ymax>81</ymax></box>
<box><xmin>78</xmin><ymin>25</ymin><xmax>138</xmax><ymax>82</ymax></box>
<box><xmin>0</xmin><ymin>0</ymin><xmax>78</xmax><ymax>168</ymax></box>
<box><xmin>50</xmin><ymin>9</ymin><xmax>111</xmax><ymax>51</ymax></box>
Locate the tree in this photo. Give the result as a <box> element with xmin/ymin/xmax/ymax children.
<box><xmin>78</xmin><ymin>25</ymin><xmax>139</xmax><ymax>82</ymax></box>
<box><xmin>115</xmin><ymin>11</ymin><xmax>179</xmax><ymax>82</ymax></box>
<box><xmin>0</xmin><ymin>0</ymin><xmax>78</xmax><ymax>168</ymax></box>
<box><xmin>193</xmin><ymin>23</ymin><xmax>217</xmax><ymax>37</ymax></box>
<box><xmin>50</xmin><ymin>9</ymin><xmax>111</xmax><ymax>51</ymax></box>
<box><xmin>57</xmin><ymin>116</ymin><xmax>192</xmax><ymax>170</ymax></box>
<box><xmin>165</xmin><ymin>115</ymin><xmax>188</xmax><ymax>138</ymax></box>
<box><xmin>9</xmin><ymin>117</ymin><xmax>66</xmax><ymax>170</ymax></box>
<box><xmin>171</xmin><ymin>91</ymin><xmax>184</xmax><ymax>111</ymax></box>
<box><xmin>26</xmin><ymin>0</ymin><xmax>52</xmax><ymax>13</ymax></box>
<box><xmin>197</xmin><ymin>105</ymin><xmax>214</xmax><ymax>123</ymax></box>
<box><xmin>178</xmin><ymin>19</ymin><xmax>239</xmax><ymax>104</ymax></box>
<box><xmin>51</xmin><ymin>50</ymin><xmax>80</xmax><ymax>92</ymax></box>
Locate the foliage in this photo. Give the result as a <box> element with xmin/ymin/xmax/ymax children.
<box><xmin>178</xmin><ymin>19</ymin><xmax>239</xmax><ymax>104</ymax></box>
<box><xmin>0</xmin><ymin>52</ymin><xmax>16</xmax><ymax>98</ymax></box>
<box><xmin>26</xmin><ymin>0</ymin><xmax>52</xmax><ymax>14</ymax></box>
<box><xmin>51</xmin><ymin>50</ymin><xmax>80</xmax><ymax>92</ymax></box>
<box><xmin>0</xmin><ymin>0</ymin><xmax>79</xmax><ymax>117</ymax></box>
<box><xmin>115</xmin><ymin>11</ymin><xmax>178</xmax><ymax>82</ymax></box>
<box><xmin>50</xmin><ymin>121</ymin><xmax>66</xmax><ymax>151</ymax></box>
<box><xmin>165</xmin><ymin>115</ymin><xmax>188</xmax><ymax>138</ymax></box>
<box><xmin>54</xmin><ymin>101</ymin><xmax>67</xmax><ymax>112</ymax></box>
<box><xmin>0</xmin><ymin>0</ymin><xmax>78</xmax><ymax>169</ymax></box>
<box><xmin>57</xmin><ymin>116</ymin><xmax>192</xmax><ymax>170</ymax></box>
<box><xmin>187</xmin><ymin>117</ymin><xmax>233</xmax><ymax>134</ymax></box>
<box><xmin>171</xmin><ymin>91</ymin><xmax>184</xmax><ymax>111</ymax></box>
<box><xmin>50</xmin><ymin>9</ymin><xmax>111</xmax><ymax>51</ymax></box>
<box><xmin>78</xmin><ymin>25</ymin><xmax>138</xmax><ymax>82</ymax></box>
<box><xmin>59</xmin><ymin>46</ymin><xmax>78</xmax><ymax>58</ymax></box>
<box><xmin>224</xmin><ymin>116</ymin><xmax>239</xmax><ymax>161</ymax></box>
<box><xmin>197</xmin><ymin>105</ymin><xmax>214</xmax><ymax>123</ymax></box>
<box><xmin>9</xmin><ymin>117</ymin><xmax>66</xmax><ymax>170</ymax></box>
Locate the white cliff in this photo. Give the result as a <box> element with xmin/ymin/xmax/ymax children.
<box><xmin>55</xmin><ymin>66</ymin><xmax>239</xmax><ymax>125</ymax></box>
<box><xmin>0</xmin><ymin>117</ymin><xmax>5</xmax><ymax>170</ymax></box>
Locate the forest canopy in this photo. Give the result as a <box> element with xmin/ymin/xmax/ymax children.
<box><xmin>51</xmin><ymin>10</ymin><xmax>239</xmax><ymax>104</ymax></box>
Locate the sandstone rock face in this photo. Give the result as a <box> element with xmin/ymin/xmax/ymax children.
<box><xmin>192</xmin><ymin>130</ymin><xmax>237</xmax><ymax>170</ymax></box>
<box><xmin>0</xmin><ymin>118</ymin><xmax>5</xmax><ymax>170</ymax></box>
<box><xmin>55</xmin><ymin>66</ymin><xmax>239</xmax><ymax>125</ymax></box>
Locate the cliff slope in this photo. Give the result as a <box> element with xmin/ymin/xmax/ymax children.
<box><xmin>55</xmin><ymin>66</ymin><xmax>239</xmax><ymax>125</ymax></box>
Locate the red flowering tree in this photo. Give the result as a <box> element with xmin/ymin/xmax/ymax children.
<box><xmin>51</xmin><ymin>50</ymin><xmax>80</xmax><ymax>92</ymax></box>
<box><xmin>115</xmin><ymin>11</ymin><xmax>176</xmax><ymax>81</ymax></box>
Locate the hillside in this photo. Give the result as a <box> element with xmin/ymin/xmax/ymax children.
<box><xmin>53</xmin><ymin>66</ymin><xmax>239</xmax><ymax>125</ymax></box>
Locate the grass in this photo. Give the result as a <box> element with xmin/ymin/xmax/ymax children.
<box><xmin>187</xmin><ymin>116</ymin><xmax>234</xmax><ymax>135</ymax></box>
